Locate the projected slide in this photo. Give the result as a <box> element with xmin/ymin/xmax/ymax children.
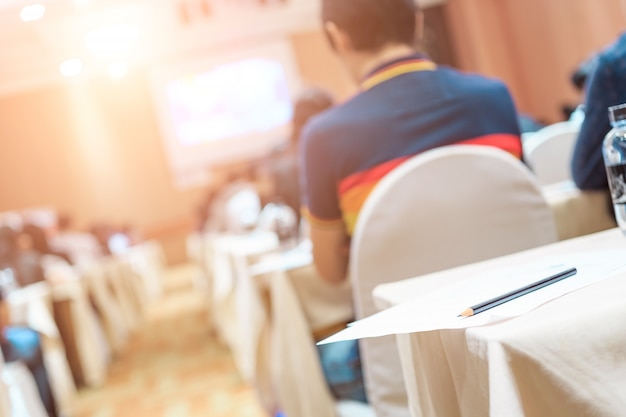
<box><xmin>165</xmin><ymin>58</ymin><xmax>293</xmax><ymax>146</ymax></box>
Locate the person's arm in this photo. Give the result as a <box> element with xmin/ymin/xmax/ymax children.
<box><xmin>572</xmin><ymin>56</ymin><xmax>619</xmax><ymax>190</ymax></box>
<box><xmin>306</xmin><ymin>216</ymin><xmax>350</xmax><ymax>284</ymax></box>
<box><xmin>300</xmin><ymin>123</ymin><xmax>350</xmax><ymax>284</ymax></box>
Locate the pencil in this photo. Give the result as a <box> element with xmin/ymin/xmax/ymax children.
<box><xmin>458</xmin><ymin>267</ymin><xmax>578</xmax><ymax>317</ymax></box>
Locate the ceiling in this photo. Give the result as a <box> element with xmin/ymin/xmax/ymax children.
<box><xmin>0</xmin><ymin>0</ymin><xmax>321</xmax><ymax>96</ymax></box>
<box><xmin>0</xmin><ymin>0</ymin><xmax>446</xmax><ymax>97</ymax></box>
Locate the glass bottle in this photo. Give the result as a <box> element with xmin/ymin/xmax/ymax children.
<box><xmin>603</xmin><ymin>103</ymin><xmax>626</xmax><ymax>234</ymax></box>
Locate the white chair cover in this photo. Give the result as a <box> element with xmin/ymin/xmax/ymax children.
<box><xmin>124</xmin><ymin>241</ymin><xmax>166</xmax><ymax>303</ymax></box>
<box><xmin>523</xmin><ymin>121</ymin><xmax>579</xmax><ymax>185</ymax></box>
<box><xmin>6</xmin><ymin>282</ymin><xmax>77</xmax><ymax>415</ymax></box>
<box><xmin>83</xmin><ymin>263</ymin><xmax>129</xmax><ymax>355</ymax></box>
<box><xmin>102</xmin><ymin>259</ymin><xmax>141</xmax><ymax>332</ymax></box>
<box><xmin>243</xmin><ymin>240</ymin><xmax>358</xmax><ymax>417</ymax></box>
<box><xmin>350</xmin><ymin>146</ymin><xmax>559</xmax><ymax>417</ymax></box>
<box><xmin>210</xmin><ymin>232</ymin><xmax>279</xmax><ymax>378</ymax></box>
<box><xmin>0</xmin><ymin>352</ymin><xmax>11</xmax><ymax>417</ymax></box>
<box><xmin>45</xmin><ymin>262</ymin><xmax>109</xmax><ymax>388</ymax></box>
<box><xmin>2</xmin><ymin>361</ymin><xmax>48</xmax><ymax>417</ymax></box>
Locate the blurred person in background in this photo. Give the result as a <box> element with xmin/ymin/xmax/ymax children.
<box><xmin>49</xmin><ymin>213</ymin><xmax>103</xmax><ymax>266</ymax></box>
<box><xmin>0</xmin><ymin>226</ymin><xmax>45</xmax><ymax>288</ymax></box>
<box><xmin>0</xmin><ymin>289</ymin><xmax>58</xmax><ymax>417</ymax></box>
<box><xmin>572</xmin><ymin>15</ymin><xmax>626</xmax><ymax>191</ymax></box>
<box><xmin>205</xmin><ymin>165</ymin><xmax>263</xmax><ymax>234</ymax></box>
<box><xmin>90</xmin><ymin>223</ymin><xmax>114</xmax><ymax>256</ymax></box>
<box><xmin>269</xmin><ymin>87</ymin><xmax>335</xmax><ymax>223</ymax></box>
<box><xmin>21</xmin><ymin>223</ymin><xmax>72</xmax><ymax>264</ymax></box>
<box><xmin>563</xmin><ymin>53</ymin><xmax>600</xmax><ymax>123</ymax></box>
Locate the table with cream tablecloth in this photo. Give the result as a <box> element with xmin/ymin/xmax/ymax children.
<box><xmin>371</xmin><ymin>229</ymin><xmax>626</xmax><ymax>417</ymax></box>
<box><xmin>246</xmin><ymin>244</ymin><xmax>354</xmax><ymax>417</ymax></box>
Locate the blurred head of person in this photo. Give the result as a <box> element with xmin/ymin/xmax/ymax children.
<box><xmin>291</xmin><ymin>88</ymin><xmax>335</xmax><ymax>145</ymax></box>
<box><xmin>56</xmin><ymin>212</ymin><xmax>73</xmax><ymax>232</ymax></box>
<box><xmin>322</xmin><ymin>0</ymin><xmax>422</xmax><ymax>82</ymax></box>
<box><xmin>0</xmin><ymin>226</ymin><xmax>18</xmax><ymax>266</ymax></box>
<box><xmin>571</xmin><ymin>53</ymin><xmax>600</xmax><ymax>93</ymax></box>
<box><xmin>20</xmin><ymin>223</ymin><xmax>51</xmax><ymax>255</ymax></box>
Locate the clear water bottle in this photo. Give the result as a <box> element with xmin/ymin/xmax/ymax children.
<box><xmin>603</xmin><ymin>103</ymin><xmax>626</xmax><ymax>233</ymax></box>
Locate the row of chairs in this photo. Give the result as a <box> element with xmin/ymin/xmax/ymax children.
<box><xmin>0</xmin><ymin>240</ymin><xmax>167</xmax><ymax>417</ymax></box>
<box><xmin>189</xmin><ymin>145</ymin><xmax>617</xmax><ymax>417</ymax></box>
<box><xmin>522</xmin><ymin>120</ymin><xmax>579</xmax><ymax>186</ymax></box>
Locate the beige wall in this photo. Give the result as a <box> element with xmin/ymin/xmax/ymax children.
<box><xmin>0</xmin><ymin>29</ymin><xmax>353</xmax><ymax>236</ymax></box>
<box><xmin>445</xmin><ymin>0</ymin><xmax>625</xmax><ymax>122</ymax></box>
<box><xmin>2</xmin><ymin>0</ymin><xmax>623</xmax><ymax>235</ymax></box>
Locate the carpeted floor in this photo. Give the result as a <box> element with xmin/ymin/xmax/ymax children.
<box><xmin>71</xmin><ymin>264</ymin><xmax>268</xmax><ymax>417</ymax></box>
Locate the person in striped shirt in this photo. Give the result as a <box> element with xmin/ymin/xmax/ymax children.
<box><xmin>301</xmin><ymin>0</ymin><xmax>522</xmax><ymax>283</ymax></box>
<box><xmin>299</xmin><ymin>0</ymin><xmax>522</xmax><ymax>407</ymax></box>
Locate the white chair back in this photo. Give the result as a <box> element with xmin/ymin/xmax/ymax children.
<box><xmin>523</xmin><ymin>121</ymin><xmax>579</xmax><ymax>185</ymax></box>
<box><xmin>6</xmin><ymin>282</ymin><xmax>77</xmax><ymax>415</ymax></box>
<box><xmin>83</xmin><ymin>263</ymin><xmax>129</xmax><ymax>354</ymax></box>
<box><xmin>2</xmin><ymin>362</ymin><xmax>48</xmax><ymax>417</ymax></box>
<box><xmin>124</xmin><ymin>241</ymin><xmax>166</xmax><ymax>302</ymax></box>
<box><xmin>0</xmin><ymin>352</ymin><xmax>10</xmax><ymax>417</ymax></box>
<box><xmin>350</xmin><ymin>146</ymin><xmax>558</xmax><ymax>417</ymax></box>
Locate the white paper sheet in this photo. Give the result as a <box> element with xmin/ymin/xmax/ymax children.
<box><xmin>319</xmin><ymin>250</ymin><xmax>626</xmax><ymax>345</ymax></box>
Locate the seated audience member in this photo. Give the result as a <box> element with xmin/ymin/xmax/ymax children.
<box><xmin>21</xmin><ymin>223</ymin><xmax>72</xmax><ymax>264</ymax></box>
<box><xmin>572</xmin><ymin>32</ymin><xmax>626</xmax><ymax>191</ymax></box>
<box><xmin>90</xmin><ymin>223</ymin><xmax>114</xmax><ymax>256</ymax></box>
<box><xmin>49</xmin><ymin>214</ymin><xmax>103</xmax><ymax>266</ymax></box>
<box><xmin>270</xmin><ymin>88</ymin><xmax>335</xmax><ymax>223</ymax></box>
<box><xmin>563</xmin><ymin>53</ymin><xmax>600</xmax><ymax>123</ymax></box>
<box><xmin>300</xmin><ymin>0</ymin><xmax>522</xmax><ymax>404</ymax></box>
<box><xmin>0</xmin><ymin>290</ymin><xmax>58</xmax><ymax>417</ymax></box>
<box><xmin>0</xmin><ymin>227</ymin><xmax>45</xmax><ymax>288</ymax></box>
<box><xmin>206</xmin><ymin>166</ymin><xmax>264</xmax><ymax>234</ymax></box>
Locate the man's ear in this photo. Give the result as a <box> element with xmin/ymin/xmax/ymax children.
<box><xmin>324</xmin><ymin>21</ymin><xmax>353</xmax><ymax>54</ymax></box>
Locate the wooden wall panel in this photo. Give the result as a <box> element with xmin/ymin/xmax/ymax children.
<box><xmin>445</xmin><ymin>0</ymin><xmax>625</xmax><ymax>122</ymax></box>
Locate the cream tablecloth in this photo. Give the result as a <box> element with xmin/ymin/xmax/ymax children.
<box><xmin>246</xmin><ymin>245</ymin><xmax>354</xmax><ymax>417</ymax></box>
<box><xmin>373</xmin><ymin>229</ymin><xmax>626</xmax><ymax>417</ymax></box>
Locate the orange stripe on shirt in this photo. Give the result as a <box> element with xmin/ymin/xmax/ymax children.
<box><xmin>362</xmin><ymin>60</ymin><xmax>437</xmax><ymax>91</ymax></box>
<box><xmin>335</xmin><ymin>134</ymin><xmax>522</xmax><ymax>235</ymax></box>
<box><xmin>338</xmin><ymin>156</ymin><xmax>410</xmax><ymax>196</ymax></box>
<box><xmin>339</xmin><ymin>181</ymin><xmax>379</xmax><ymax>221</ymax></box>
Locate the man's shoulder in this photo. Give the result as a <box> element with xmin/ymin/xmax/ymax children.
<box><xmin>598</xmin><ymin>33</ymin><xmax>626</xmax><ymax>67</ymax></box>
<box><xmin>439</xmin><ymin>66</ymin><xmax>510</xmax><ymax>96</ymax></box>
<box><xmin>302</xmin><ymin>98</ymin><xmax>367</xmax><ymax>146</ymax></box>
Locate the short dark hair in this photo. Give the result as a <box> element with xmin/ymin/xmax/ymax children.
<box><xmin>571</xmin><ymin>53</ymin><xmax>599</xmax><ymax>92</ymax></box>
<box><xmin>291</xmin><ymin>87</ymin><xmax>334</xmax><ymax>144</ymax></box>
<box><xmin>322</xmin><ymin>0</ymin><xmax>418</xmax><ymax>52</ymax></box>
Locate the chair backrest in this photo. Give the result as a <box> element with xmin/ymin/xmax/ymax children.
<box><xmin>350</xmin><ymin>145</ymin><xmax>558</xmax><ymax>417</ymax></box>
<box><xmin>2</xmin><ymin>361</ymin><xmax>49</xmax><ymax>417</ymax></box>
<box><xmin>0</xmin><ymin>351</ymin><xmax>10</xmax><ymax>417</ymax></box>
<box><xmin>523</xmin><ymin>121</ymin><xmax>580</xmax><ymax>185</ymax></box>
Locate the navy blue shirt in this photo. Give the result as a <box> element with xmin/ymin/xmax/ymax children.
<box><xmin>300</xmin><ymin>54</ymin><xmax>522</xmax><ymax>235</ymax></box>
<box><xmin>572</xmin><ymin>33</ymin><xmax>626</xmax><ymax>190</ymax></box>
